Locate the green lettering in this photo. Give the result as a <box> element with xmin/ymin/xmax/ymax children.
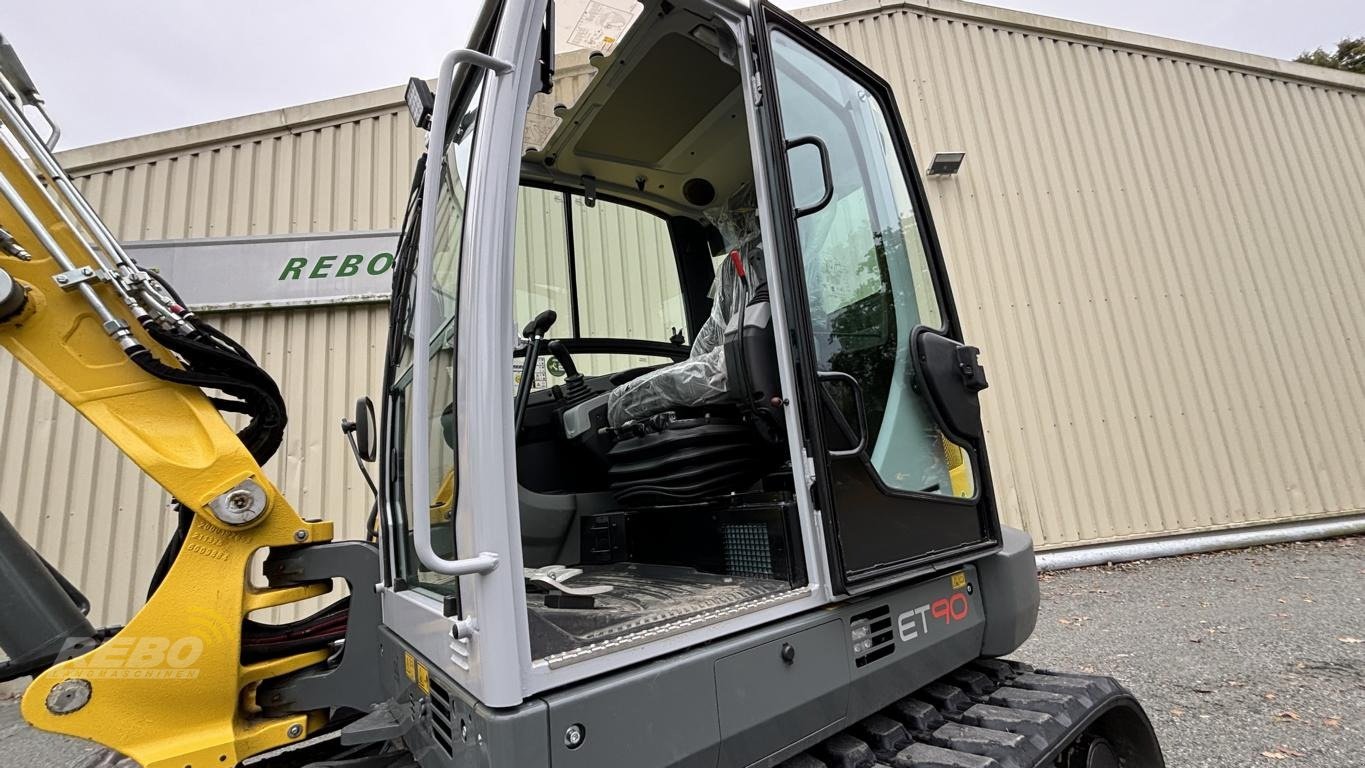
<box><xmin>367</xmin><ymin>252</ymin><xmax>395</xmax><ymax>276</ymax></box>
<box><xmin>309</xmin><ymin>254</ymin><xmax>337</xmax><ymax>279</ymax></box>
<box><xmin>278</xmin><ymin>257</ymin><xmax>307</xmax><ymax>281</ymax></box>
<box><xmin>336</xmin><ymin>253</ymin><xmax>365</xmax><ymax>278</ymax></box>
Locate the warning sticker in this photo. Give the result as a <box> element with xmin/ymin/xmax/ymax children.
<box><xmin>416</xmin><ymin>664</ymin><xmax>431</xmax><ymax>695</ymax></box>
<box><xmin>513</xmin><ymin>357</ymin><xmax>549</xmax><ymax>391</ymax></box>
<box><xmin>563</xmin><ymin>0</ymin><xmax>638</xmax><ymax>55</ymax></box>
<box><xmin>951</xmin><ymin>571</ymin><xmax>967</xmax><ymax>590</ymax></box>
<box><xmin>403</xmin><ymin>652</ymin><xmax>416</xmax><ymax>682</ymax></box>
<box><xmin>523</xmin><ymin>99</ymin><xmax>563</xmax><ymax>153</ymax></box>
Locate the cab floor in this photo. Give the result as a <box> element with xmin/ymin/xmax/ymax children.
<box><xmin>526</xmin><ymin>562</ymin><xmax>789</xmax><ymax>659</ymax></box>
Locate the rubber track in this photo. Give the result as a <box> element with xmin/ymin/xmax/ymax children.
<box><xmin>776</xmin><ymin>659</ymin><xmax>1127</xmax><ymax>768</ymax></box>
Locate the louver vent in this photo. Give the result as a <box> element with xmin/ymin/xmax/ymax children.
<box><xmin>849</xmin><ymin>604</ymin><xmax>895</xmax><ymax>667</ymax></box>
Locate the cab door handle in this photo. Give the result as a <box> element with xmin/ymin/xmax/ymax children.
<box><xmin>817</xmin><ymin>369</ymin><xmax>868</xmax><ymax>458</ymax></box>
<box><xmin>785</xmin><ymin>135</ymin><xmax>834</xmax><ymax>218</ymax></box>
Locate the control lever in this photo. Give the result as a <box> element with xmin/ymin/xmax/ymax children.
<box><xmin>547</xmin><ymin>339</ymin><xmax>591</xmax><ymax>406</ymax></box>
<box><xmin>515</xmin><ymin>309</ymin><xmax>557</xmax><ymax>435</ymax></box>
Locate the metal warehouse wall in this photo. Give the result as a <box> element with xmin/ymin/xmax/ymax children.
<box><xmin>3</xmin><ymin>0</ymin><xmax>1364</xmax><ymax>626</ymax></box>
<box><xmin>795</xmin><ymin>0</ymin><xmax>1365</xmax><ymax>547</ymax></box>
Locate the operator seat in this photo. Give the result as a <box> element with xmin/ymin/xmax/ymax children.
<box><xmin>602</xmin><ymin>245</ymin><xmax>784</xmax><ymax>505</ymax></box>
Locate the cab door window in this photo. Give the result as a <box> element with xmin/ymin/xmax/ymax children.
<box><xmin>771</xmin><ymin>31</ymin><xmax>974</xmax><ymax>500</ymax></box>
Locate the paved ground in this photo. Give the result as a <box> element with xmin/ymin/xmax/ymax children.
<box><xmin>1</xmin><ymin>537</ymin><xmax>1360</xmax><ymax>767</ymax></box>
<box><xmin>1017</xmin><ymin>536</ymin><xmax>1363</xmax><ymax>767</ymax></box>
<box><xmin>0</xmin><ymin>694</ymin><xmax>98</xmax><ymax>767</ymax></box>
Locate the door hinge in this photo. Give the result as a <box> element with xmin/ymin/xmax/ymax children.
<box><xmin>748</xmin><ymin>34</ymin><xmax>764</xmax><ymax>106</ymax></box>
<box><xmin>802</xmin><ymin>450</ymin><xmax>817</xmax><ymax>489</ymax></box>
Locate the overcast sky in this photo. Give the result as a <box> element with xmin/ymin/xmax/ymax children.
<box><xmin>4</xmin><ymin>0</ymin><xmax>1361</xmax><ymax>150</ymax></box>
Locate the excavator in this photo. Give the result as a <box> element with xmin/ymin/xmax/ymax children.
<box><xmin>0</xmin><ymin>1</ymin><xmax>1166</xmax><ymax>766</ymax></box>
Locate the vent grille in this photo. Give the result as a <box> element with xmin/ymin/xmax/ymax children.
<box><xmin>849</xmin><ymin>605</ymin><xmax>895</xmax><ymax>668</ymax></box>
<box><xmin>429</xmin><ymin>680</ymin><xmax>454</xmax><ymax>755</ymax></box>
<box><xmin>723</xmin><ymin>522</ymin><xmax>774</xmax><ymax>577</ymax></box>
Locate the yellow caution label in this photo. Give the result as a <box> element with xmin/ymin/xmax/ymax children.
<box><xmin>416</xmin><ymin>664</ymin><xmax>431</xmax><ymax>695</ymax></box>
<box><xmin>403</xmin><ymin>652</ymin><xmax>416</xmax><ymax>682</ymax></box>
<box><xmin>951</xmin><ymin>571</ymin><xmax>967</xmax><ymax>590</ymax></box>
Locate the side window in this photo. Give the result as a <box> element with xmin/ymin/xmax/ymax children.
<box><xmin>771</xmin><ymin>31</ymin><xmax>973</xmax><ymax>499</ymax></box>
<box><xmin>572</xmin><ymin>196</ymin><xmax>686</xmax><ymax>343</ymax></box>
<box><xmin>512</xmin><ymin>186</ymin><xmax>573</xmax><ymax>330</ymax></box>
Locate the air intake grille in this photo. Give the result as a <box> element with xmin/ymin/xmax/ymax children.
<box><xmin>428</xmin><ymin>680</ymin><xmax>454</xmax><ymax>756</ymax></box>
<box><xmin>723</xmin><ymin>522</ymin><xmax>774</xmax><ymax>578</ymax></box>
<box><xmin>849</xmin><ymin>605</ymin><xmax>895</xmax><ymax>667</ymax></box>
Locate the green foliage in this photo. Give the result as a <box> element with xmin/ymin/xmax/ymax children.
<box><xmin>1294</xmin><ymin>36</ymin><xmax>1365</xmax><ymax>75</ymax></box>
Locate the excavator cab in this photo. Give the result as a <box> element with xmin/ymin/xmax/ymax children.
<box><xmin>381</xmin><ymin>0</ymin><xmax>1013</xmax><ymax>706</ymax></box>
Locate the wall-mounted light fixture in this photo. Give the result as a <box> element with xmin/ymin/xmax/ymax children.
<box><xmin>926</xmin><ymin>151</ymin><xmax>966</xmax><ymax>177</ymax></box>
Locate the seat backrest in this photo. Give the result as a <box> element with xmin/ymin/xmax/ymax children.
<box><xmin>604</xmin><ymin>255</ymin><xmax>746</xmax><ymax>428</ymax></box>
<box><xmin>690</xmin><ymin>254</ymin><xmax>746</xmax><ymax>359</ymax></box>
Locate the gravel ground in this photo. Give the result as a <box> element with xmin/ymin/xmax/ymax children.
<box><xmin>1</xmin><ymin>537</ymin><xmax>1360</xmax><ymax>767</ymax></box>
<box><xmin>1016</xmin><ymin>536</ymin><xmax>1364</xmax><ymax>767</ymax></box>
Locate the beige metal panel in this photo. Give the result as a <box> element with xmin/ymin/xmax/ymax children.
<box><xmin>69</xmin><ymin>110</ymin><xmax>424</xmax><ymax>241</ymax></box>
<box><xmin>570</xmin><ymin>193</ymin><xmax>686</xmax><ymax>375</ymax></box>
<box><xmin>514</xmin><ymin>187</ymin><xmax>574</xmax><ymax>324</ymax></box>
<box><xmin>796</xmin><ymin>1</ymin><xmax>1365</xmax><ymax>547</ymax></box>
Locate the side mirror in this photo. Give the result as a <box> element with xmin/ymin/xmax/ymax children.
<box><xmin>351</xmin><ymin>396</ymin><xmax>377</xmax><ymax>463</ymax></box>
<box><xmin>910</xmin><ymin>327</ymin><xmax>987</xmax><ymax>444</ymax></box>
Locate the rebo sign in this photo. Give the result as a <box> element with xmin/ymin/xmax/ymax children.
<box><xmin>124</xmin><ymin>231</ymin><xmax>398</xmax><ymax>310</ymax></box>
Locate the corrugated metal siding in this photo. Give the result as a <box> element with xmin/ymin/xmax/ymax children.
<box><xmin>4</xmin><ymin>2</ymin><xmax>1365</xmax><ymax>628</ymax></box>
<box><xmin>799</xmin><ymin>1</ymin><xmax>1365</xmax><ymax>547</ymax></box>
<box><xmin>72</xmin><ymin>110</ymin><xmax>424</xmax><ymax>240</ymax></box>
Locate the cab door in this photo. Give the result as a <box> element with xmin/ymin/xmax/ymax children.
<box><xmin>752</xmin><ymin>5</ymin><xmax>1000</xmax><ymax>591</ymax></box>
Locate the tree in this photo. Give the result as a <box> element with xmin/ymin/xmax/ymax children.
<box><xmin>1295</xmin><ymin>37</ymin><xmax>1365</xmax><ymax>75</ymax></box>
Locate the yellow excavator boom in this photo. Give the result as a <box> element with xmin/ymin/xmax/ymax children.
<box><xmin>0</xmin><ymin>43</ymin><xmax>335</xmax><ymax>768</ymax></box>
